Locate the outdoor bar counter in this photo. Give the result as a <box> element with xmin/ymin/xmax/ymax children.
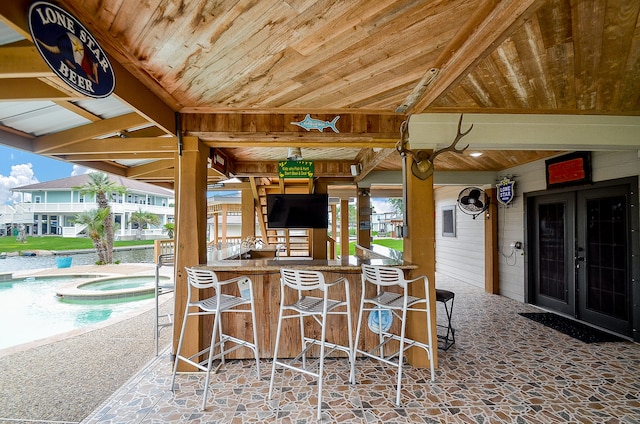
<box><xmin>191</xmin><ymin>245</ymin><xmax>418</xmax><ymax>360</ymax></box>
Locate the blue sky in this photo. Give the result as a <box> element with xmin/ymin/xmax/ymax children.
<box><xmin>0</xmin><ymin>145</ymin><xmax>91</xmax><ymax>204</ymax></box>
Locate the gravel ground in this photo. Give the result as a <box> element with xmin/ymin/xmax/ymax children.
<box><xmin>0</xmin><ymin>265</ymin><xmax>174</xmax><ymax>424</ymax></box>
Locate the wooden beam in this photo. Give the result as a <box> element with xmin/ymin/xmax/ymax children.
<box><xmin>200</xmin><ymin>136</ymin><xmax>397</xmax><ymax>148</ymax></box>
<box><xmin>67</xmin><ymin>160</ymin><xmax>127</xmax><ymax>175</ymax></box>
<box><xmin>53</xmin><ymin>101</ymin><xmax>100</xmax><ymax>121</ymax></box>
<box><xmin>408</xmin><ymin>0</ymin><xmax>544</xmax><ymax>114</ymax></box>
<box><xmin>56</xmin><ymin>152</ymin><xmax>174</xmax><ymax>161</ymax></box>
<box><xmin>39</xmin><ymin>137</ymin><xmax>177</xmax><ymax>155</ymax></box>
<box><xmin>0</xmin><ymin>78</ymin><xmax>81</xmax><ymax>101</ymax></box>
<box><xmin>0</xmin><ymin>127</ymin><xmax>34</xmax><ymax>150</ymax></box>
<box><xmin>33</xmin><ymin>113</ymin><xmax>155</xmax><ymax>154</ymax></box>
<box><xmin>126</xmin><ymin>159</ymin><xmax>174</xmax><ymax>178</ymax></box>
<box><xmin>354</xmin><ymin>148</ymin><xmax>397</xmax><ymax>182</ymax></box>
<box><xmin>0</xmin><ymin>1</ymin><xmax>32</xmax><ymax>39</ymax></box>
<box><xmin>0</xmin><ymin>44</ymin><xmax>53</xmax><ymax>78</ymax></box>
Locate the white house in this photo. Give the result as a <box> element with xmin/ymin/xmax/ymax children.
<box><xmin>1</xmin><ymin>174</ymin><xmax>174</xmax><ymax>239</ymax></box>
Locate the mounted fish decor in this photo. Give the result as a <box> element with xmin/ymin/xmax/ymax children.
<box><xmin>290</xmin><ymin>114</ymin><xmax>340</xmax><ymax>133</ymax></box>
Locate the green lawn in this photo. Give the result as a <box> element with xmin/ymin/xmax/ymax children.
<box><xmin>343</xmin><ymin>238</ymin><xmax>404</xmax><ymax>256</ymax></box>
<box><xmin>0</xmin><ymin>236</ymin><xmax>154</xmax><ymax>253</ymax></box>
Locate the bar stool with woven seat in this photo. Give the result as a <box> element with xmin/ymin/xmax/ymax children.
<box><xmin>171</xmin><ymin>267</ymin><xmax>261</xmax><ymax>411</ymax></box>
<box><xmin>268</xmin><ymin>268</ymin><xmax>355</xmax><ymax>420</ymax></box>
<box><xmin>354</xmin><ymin>264</ymin><xmax>435</xmax><ymax>406</ymax></box>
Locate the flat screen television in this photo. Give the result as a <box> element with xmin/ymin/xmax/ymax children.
<box><xmin>266</xmin><ymin>193</ymin><xmax>329</xmax><ymax>229</ymax></box>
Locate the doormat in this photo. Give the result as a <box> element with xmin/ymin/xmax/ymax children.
<box><xmin>519</xmin><ymin>312</ymin><xmax>625</xmax><ymax>343</ymax></box>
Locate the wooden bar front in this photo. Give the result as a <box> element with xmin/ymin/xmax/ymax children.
<box><xmin>192</xmin><ymin>255</ymin><xmax>419</xmax><ymax>360</ymax></box>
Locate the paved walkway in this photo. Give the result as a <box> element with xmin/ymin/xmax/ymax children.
<box><xmin>0</xmin><ymin>264</ymin><xmax>174</xmax><ymax>424</ymax></box>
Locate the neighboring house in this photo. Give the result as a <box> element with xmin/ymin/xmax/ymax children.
<box><xmin>0</xmin><ymin>174</ymin><xmax>174</xmax><ymax>239</ymax></box>
<box><xmin>371</xmin><ymin>211</ymin><xmax>403</xmax><ymax>237</ymax></box>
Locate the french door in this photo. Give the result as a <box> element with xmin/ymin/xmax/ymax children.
<box><xmin>528</xmin><ymin>179</ymin><xmax>636</xmax><ymax>338</ymax></box>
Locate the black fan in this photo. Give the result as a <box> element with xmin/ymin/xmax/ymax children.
<box><xmin>457</xmin><ymin>187</ymin><xmax>490</xmax><ymax>219</ymax></box>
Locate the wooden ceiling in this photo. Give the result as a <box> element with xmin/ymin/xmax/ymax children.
<box><xmin>0</xmin><ymin>0</ymin><xmax>638</xmax><ymax>188</ymax></box>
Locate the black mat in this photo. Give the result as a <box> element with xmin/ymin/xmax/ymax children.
<box><xmin>519</xmin><ymin>312</ymin><xmax>625</xmax><ymax>343</ymax></box>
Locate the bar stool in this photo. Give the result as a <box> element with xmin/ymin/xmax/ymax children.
<box><xmin>171</xmin><ymin>267</ymin><xmax>261</xmax><ymax>411</ymax></box>
<box><xmin>354</xmin><ymin>264</ymin><xmax>435</xmax><ymax>406</ymax></box>
<box><xmin>268</xmin><ymin>268</ymin><xmax>354</xmax><ymax>420</ymax></box>
<box><xmin>154</xmin><ymin>253</ymin><xmax>174</xmax><ymax>356</ymax></box>
<box><xmin>435</xmin><ymin>289</ymin><xmax>455</xmax><ymax>350</ymax></box>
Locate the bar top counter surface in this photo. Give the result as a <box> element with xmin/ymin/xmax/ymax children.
<box><xmin>197</xmin><ymin>243</ymin><xmax>414</xmax><ymax>273</ymax></box>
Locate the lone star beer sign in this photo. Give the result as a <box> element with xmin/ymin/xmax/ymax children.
<box><xmin>28</xmin><ymin>2</ymin><xmax>116</xmax><ymax>98</ymax></box>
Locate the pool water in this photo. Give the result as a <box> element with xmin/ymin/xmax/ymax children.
<box><xmin>78</xmin><ymin>276</ymin><xmax>156</xmax><ymax>291</ymax></box>
<box><xmin>0</xmin><ymin>275</ymin><xmax>155</xmax><ymax>350</ymax></box>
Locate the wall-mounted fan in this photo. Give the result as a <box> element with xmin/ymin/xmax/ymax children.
<box><xmin>457</xmin><ymin>187</ymin><xmax>490</xmax><ymax>219</ymax></box>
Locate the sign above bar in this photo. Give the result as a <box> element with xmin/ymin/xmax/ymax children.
<box><xmin>28</xmin><ymin>1</ymin><xmax>116</xmax><ymax>98</ymax></box>
<box><xmin>278</xmin><ymin>160</ymin><xmax>314</xmax><ymax>179</ymax></box>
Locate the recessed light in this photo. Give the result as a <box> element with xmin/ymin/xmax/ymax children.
<box><xmin>470</xmin><ymin>152</ymin><xmax>483</xmax><ymax>157</ymax></box>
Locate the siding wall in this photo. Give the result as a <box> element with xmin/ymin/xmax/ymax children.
<box><xmin>435</xmin><ymin>185</ymin><xmax>485</xmax><ymax>289</ymax></box>
<box><xmin>434</xmin><ymin>150</ymin><xmax>640</xmax><ymax>302</ymax></box>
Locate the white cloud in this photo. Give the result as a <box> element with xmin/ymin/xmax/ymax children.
<box><xmin>71</xmin><ymin>164</ymin><xmax>93</xmax><ymax>176</ymax></box>
<box><xmin>371</xmin><ymin>199</ymin><xmax>395</xmax><ymax>213</ymax></box>
<box><xmin>0</xmin><ymin>163</ymin><xmax>39</xmax><ymax>205</ymax></box>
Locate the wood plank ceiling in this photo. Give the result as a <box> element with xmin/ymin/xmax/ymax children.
<box><xmin>0</xmin><ymin>0</ymin><xmax>638</xmax><ymax>187</ymax></box>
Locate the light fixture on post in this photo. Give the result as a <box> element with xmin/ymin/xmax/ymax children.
<box><xmin>287</xmin><ymin>147</ymin><xmax>303</xmax><ymax>161</ymax></box>
<box><xmin>350</xmin><ymin>163</ymin><xmax>361</xmax><ymax>176</ymax></box>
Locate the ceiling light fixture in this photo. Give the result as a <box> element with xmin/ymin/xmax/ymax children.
<box><xmin>470</xmin><ymin>152</ymin><xmax>483</xmax><ymax>157</ymax></box>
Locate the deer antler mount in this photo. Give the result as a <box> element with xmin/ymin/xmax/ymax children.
<box><xmin>396</xmin><ymin>114</ymin><xmax>473</xmax><ymax>180</ymax></box>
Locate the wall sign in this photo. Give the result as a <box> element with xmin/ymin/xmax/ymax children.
<box><xmin>545</xmin><ymin>151</ymin><xmax>592</xmax><ymax>189</ymax></box>
<box><xmin>497</xmin><ymin>177</ymin><xmax>515</xmax><ymax>205</ymax></box>
<box><xmin>278</xmin><ymin>160</ymin><xmax>314</xmax><ymax>179</ymax></box>
<box><xmin>28</xmin><ymin>1</ymin><xmax>115</xmax><ymax>98</ymax></box>
<box><xmin>290</xmin><ymin>114</ymin><xmax>340</xmax><ymax>133</ymax></box>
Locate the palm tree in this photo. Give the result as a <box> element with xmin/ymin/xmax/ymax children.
<box><xmin>163</xmin><ymin>222</ymin><xmax>175</xmax><ymax>239</ymax></box>
<box><xmin>129</xmin><ymin>209</ymin><xmax>161</xmax><ymax>240</ymax></box>
<box><xmin>73</xmin><ymin>208</ymin><xmax>109</xmax><ymax>263</ymax></box>
<box><xmin>74</xmin><ymin>172</ymin><xmax>127</xmax><ymax>263</ymax></box>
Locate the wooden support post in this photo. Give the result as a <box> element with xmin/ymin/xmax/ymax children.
<box><xmin>340</xmin><ymin>198</ymin><xmax>350</xmax><ymax>258</ymax></box>
<box><xmin>213</xmin><ymin>213</ymin><xmax>219</xmax><ymax>245</ymax></box>
<box><xmin>241</xmin><ymin>188</ymin><xmax>255</xmax><ymax>239</ymax></box>
<box><xmin>221</xmin><ymin>205</ymin><xmax>228</xmax><ymax>243</ymax></box>
<box><xmin>173</xmin><ymin>136</ymin><xmax>208</xmax><ymax>371</ymax></box>
<box><xmin>403</xmin><ymin>157</ymin><xmax>438</xmax><ymax>368</ymax></box>
<box><xmin>485</xmin><ymin>188</ymin><xmax>499</xmax><ymax>294</ymax></box>
<box><xmin>357</xmin><ymin>188</ymin><xmax>371</xmax><ymax>249</ymax></box>
<box><xmin>311</xmin><ymin>181</ymin><xmax>328</xmax><ymax>259</ymax></box>
<box><xmin>330</xmin><ymin>203</ymin><xmax>337</xmax><ymax>259</ymax></box>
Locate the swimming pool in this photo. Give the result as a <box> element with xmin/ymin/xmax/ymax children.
<box><xmin>0</xmin><ymin>274</ymin><xmax>158</xmax><ymax>351</ymax></box>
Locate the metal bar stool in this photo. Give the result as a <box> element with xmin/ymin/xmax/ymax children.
<box><xmin>354</xmin><ymin>264</ymin><xmax>435</xmax><ymax>406</ymax></box>
<box><xmin>435</xmin><ymin>289</ymin><xmax>455</xmax><ymax>350</ymax></box>
<box><xmin>154</xmin><ymin>253</ymin><xmax>175</xmax><ymax>356</ymax></box>
<box><xmin>171</xmin><ymin>267</ymin><xmax>261</xmax><ymax>411</ymax></box>
<box><xmin>269</xmin><ymin>268</ymin><xmax>355</xmax><ymax>420</ymax></box>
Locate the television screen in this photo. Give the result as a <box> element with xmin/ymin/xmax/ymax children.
<box><xmin>266</xmin><ymin>194</ymin><xmax>329</xmax><ymax>229</ymax></box>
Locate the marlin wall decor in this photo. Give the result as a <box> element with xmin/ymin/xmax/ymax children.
<box><xmin>290</xmin><ymin>114</ymin><xmax>340</xmax><ymax>133</ymax></box>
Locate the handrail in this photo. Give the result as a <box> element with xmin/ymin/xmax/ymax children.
<box><xmin>327</xmin><ymin>236</ymin><xmax>336</xmax><ymax>260</ymax></box>
<box><xmin>154</xmin><ymin>239</ymin><xmax>175</xmax><ymax>263</ymax></box>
